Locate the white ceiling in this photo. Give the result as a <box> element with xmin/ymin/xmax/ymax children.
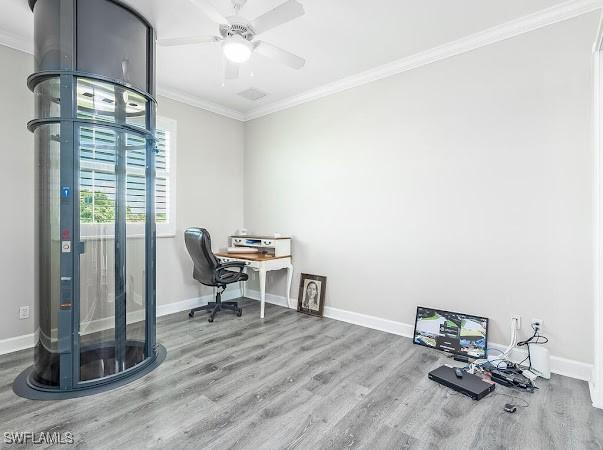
<box><xmin>0</xmin><ymin>0</ymin><xmax>585</xmax><ymax>117</ymax></box>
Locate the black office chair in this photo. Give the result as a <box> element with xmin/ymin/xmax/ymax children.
<box><xmin>184</xmin><ymin>227</ymin><xmax>248</xmax><ymax>322</ymax></box>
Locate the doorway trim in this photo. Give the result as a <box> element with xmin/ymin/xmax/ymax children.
<box><xmin>592</xmin><ymin>11</ymin><xmax>603</xmax><ymax>409</ymax></box>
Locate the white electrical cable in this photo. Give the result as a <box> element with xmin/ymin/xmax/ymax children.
<box><xmin>500</xmin><ymin>318</ymin><xmax>518</xmax><ymax>359</ymax></box>
<box><xmin>469</xmin><ymin>317</ymin><xmax>518</xmax><ymax>371</ymax></box>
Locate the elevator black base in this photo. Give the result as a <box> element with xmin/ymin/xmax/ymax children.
<box><xmin>12</xmin><ymin>344</ymin><xmax>166</xmax><ymax>401</ymax></box>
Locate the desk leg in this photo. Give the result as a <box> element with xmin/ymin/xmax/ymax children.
<box><xmin>286</xmin><ymin>263</ymin><xmax>293</xmax><ymax>309</ymax></box>
<box><xmin>259</xmin><ymin>267</ymin><xmax>266</xmax><ymax>319</ymax></box>
<box><xmin>240</xmin><ymin>267</ymin><xmax>247</xmax><ymax>299</ymax></box>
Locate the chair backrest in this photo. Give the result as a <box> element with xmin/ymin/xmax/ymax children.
<box><xmin>184</xmin><ymin>227</ymin><xmax>220</xmax><ymax>286</ymax></box>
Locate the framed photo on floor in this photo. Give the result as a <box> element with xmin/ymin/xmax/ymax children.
<box><xmin>297</xmin><ymin>273</ymin><xmax>326</xmax><ymax>317</ymax></box>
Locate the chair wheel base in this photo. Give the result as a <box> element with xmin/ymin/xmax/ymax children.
<box><xmin>189</xmin><ymin>298</ymin><xmax>241</xmax><ymax>323</ymax></box>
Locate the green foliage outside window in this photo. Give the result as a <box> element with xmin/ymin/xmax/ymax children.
<box><xmin>80</xmin><ymin>190</ymin><xmax>116</xmax><ymax>223</ymax></box>
<box><xmin>80</xmin><ymin>189</ymin><xmax>167</xmax><ymax>223</ymax></box>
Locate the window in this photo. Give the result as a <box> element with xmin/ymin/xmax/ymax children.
<box><xmin>79</xmin><ymin>116</ymin><xmax>177</xmax><ymax>237</ymax></box>
<box><xmin>79</xmin><ymin>126</ymin><xmax>118</xmax><ymax>229</ymax></box>
<box><xmin>155</xmin><ymin>116</ymin><xmax>177</xmax><ymax>236</ymax></box>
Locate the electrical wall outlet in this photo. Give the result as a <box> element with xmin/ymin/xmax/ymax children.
<box><xmin>531</xmin><ymin>318</ymin><xmax>543</xmax><ymax>331</ymax></box>
<box><xmin>19</xmin><ymin>306</ymin><xmax>30</xmax><ymax>320</ymax></box>
<box><xmin>511</xmin><ymin>315</ymin><xmax>521</xmax><ymax>330</ymax></box>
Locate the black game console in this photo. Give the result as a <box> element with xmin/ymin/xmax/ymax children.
<box><xmin>428</xmin><ymin>365</ymin><xmax>495</xmax><ymax>400</ymax></box>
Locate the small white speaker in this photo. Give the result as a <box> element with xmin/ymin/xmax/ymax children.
<box><xmin>528</xmin><ymin>344</ymin><xmax>551</xmax><ymax>379</ymax></box>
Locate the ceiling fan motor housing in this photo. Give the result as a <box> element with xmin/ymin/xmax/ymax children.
<box><xmin>220</xmin><ymin>21</ymin><xmax>255</xmax><ymax>41</ymax></box>
<box><xmin>157</xmin><ymin>0</ymin><xmax>306</xmax><ymax>73</ymax></box>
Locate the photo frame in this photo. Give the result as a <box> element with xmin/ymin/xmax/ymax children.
<box><xmin>297</xmin><ymin>273</ymin><xmax>327</xmax><ymax>317</ymax></box>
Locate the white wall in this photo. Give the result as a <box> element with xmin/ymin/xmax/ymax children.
<box><xmin>156</xmin><ymin>97</ymin><xmax>244</xmax><ymax>306</ymax></box>
<box><xmin>0</xmin><ymin>45</ymin><xmax>245</xmax><ymax>342</ymax></box>
<box><xmin>0</xmin><ymin>12</ymin><xmax>599</xmax><ymax>367</ymax></box>
<box><xmin>244</xmin><ymin>13</ymin><xmax>599</xmax><ymax>364</ymax></box>
<box><xmin>0</xmin><ymin>45</ymin><xmax>35</xmax><ymax>342</ymax></box>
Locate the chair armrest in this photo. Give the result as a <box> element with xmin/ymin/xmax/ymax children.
<box><xmin>216</xmin><ymin>261</ymin><xmax>246</xmax><ymax>273</ymax></box>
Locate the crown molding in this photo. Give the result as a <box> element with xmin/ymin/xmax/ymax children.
<box><xmin>0</xmin><ymin>29</ymin><xmax>33</xmax><ymax>55</ymax></box>
<box><xmin>245</xmin><ymin>0</ymin><xmax>603</xmax><ymax>121</ymax></box>
<box><xmin>156</xmin><ymin>87</ymin><xmax>246</xmax><ymax>121</ymax></box>
<box><xmin>0</xmin><ymin>32</ymin><xmax>245</xmax><ymax>122</ymax></box>
<box><xmin>1</xmin><ymin>0</ymin><xmax>601</xmax><ymax>122</ymax></box>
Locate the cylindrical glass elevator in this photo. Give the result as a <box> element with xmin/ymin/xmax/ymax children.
<box><xmin>14</xmin><ymin>0</ymin><xmax>165</xmax><ymax>399</ymax></box>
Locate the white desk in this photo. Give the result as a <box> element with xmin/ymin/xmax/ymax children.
<box><xmin>215</xmin><ymin>250</ymin><xmax>293</xmax><ymax>319</ymax></box>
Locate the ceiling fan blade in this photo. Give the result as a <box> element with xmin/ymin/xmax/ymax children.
<box><xmin>225</xmin><ymin>60</ymin><xmax>240</xmax><ymax>80</ymax></box>
<box><xmin>253</xmin><ymin>41</ymin><xmax>305</xmax><ymax>70</ymax></box>
<box><xmin>158</xmin><ymin>35</ymin><xmax>220</xmax><ymax>46</ymax></box>
<box><xmin>251</xmin><ymin>0</ymin><xmax>304</xmax><ymax>35</ymax></box>
<box><xmin>188</xmin><ymin>0</ymin><xmax>229</xmax><ymax>25</ymax></box>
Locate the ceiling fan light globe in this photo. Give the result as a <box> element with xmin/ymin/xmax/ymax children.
<box><xmin>222</xmin><ymin>36</ymin><xmax>252</xmax><ymax>63</ymax></box>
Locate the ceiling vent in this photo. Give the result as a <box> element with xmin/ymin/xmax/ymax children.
<box><xmin>238</xmin><ymin>88</ymin><xmax>268</xmax><ymax>101</ymax></box>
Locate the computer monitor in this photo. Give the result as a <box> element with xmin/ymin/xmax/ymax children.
<box><xmin>413</xmin><ymin>306</ymin><xmax>489</xmax><ymax>359</ymax></box>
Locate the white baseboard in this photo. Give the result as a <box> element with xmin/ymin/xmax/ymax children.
<box><xmin>157</xmin><ymin>294</ymin><xmax>210</xmax><ymax>316</ymax></box>
<box><xmin>486</xmin><ymin>343</ymin><xmax>594</xmax><ymax>382</ymax></box>
<box><xmin>323</xmin><ymin>305</ymin><xmax>414</xmax><ymax>338</ymax></box>
<box><xmin>1</xmin><ymin>291</ymin><xmax>595</xmax><ymax>383</ymax></box>
<box><xmin>245</xmin><ymin>290</ymin><xmax>594</xmax><ymax>383</ymax></box>
<box><xmin>0</xmin><ymin>291</ymin><xmax>238</xmax><ymax>356</ymax></box>
<box><xmin>156</xmin><ymin>290</ymin><xmax>241</xmax><ymax>316</ymax></box>
<box><xmin>246</xmin><ymin>289</ymin><xmax>414</xmax><ymax>336</ymax></box>
<box><xmin>0</xmin><ymin>333</ymin><xmax>35</xmax><ymax>356</ymax></box>
<box><xmin>246</xmin><ymin>289</ymin><xmax>292</xmax><ymax>309</ymax></box>
<box><xmin>246</xmin><ymin>289</ymin><xmax>413</xmax><ymax>336</ymax></box>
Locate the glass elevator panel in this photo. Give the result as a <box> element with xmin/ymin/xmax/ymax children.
<box><xmin>18</xmin><ymin>0</ymin><xmax>161</xmax><ymax>398</ymax></box>
<box><xmin>33</xmin><ymin>123</ymin><xmax>62</xmax><ymax>387</ymax></box>
<box><xmin>76</xmin><ymin>78</ymin><xmax>147</xmax><ymax>129</ymax></box>
<box><xmin>125</xmin><ymin>131</ymin><xmax>147</xmax><ymax>368</ymax></box>
<box><xmin>78</xmin><ymin>125</ymin><xmax>118</xmax><ymax>382</ymax></box>
<box><xmin>34</xmin><ymin>77</ymin><xmax>61</xmax><ymax>119</ymax></box>
<box><xmin>77</xmin><ymin>125</ymin><xmax>150</xmax><ymax>380</ymax></box>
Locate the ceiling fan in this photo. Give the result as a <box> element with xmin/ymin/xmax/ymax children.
<box><xmin>158</xmin><ymin>0</ymin><xmax>306</xmax><ymax>80</ymax></box>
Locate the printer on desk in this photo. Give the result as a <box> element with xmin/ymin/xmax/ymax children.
<box><xmin>230</xmin><ymin>236</ymin><xmax>291</xmax><ymax>257</ymax></box>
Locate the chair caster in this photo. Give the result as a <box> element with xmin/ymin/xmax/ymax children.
<box><xmin>236</xmin><ymin>308</ymin><xmax>242</xmax><ymax>317</ymax></box>
<box><xmin>188</xmin><ymin>311</ymin><xmax>194</xmax><ymax>318</ymax></box>
<box><xmin>208</xmin><ymin>317</ymin><xmax>214</xmax><ymax>323</ymax></box>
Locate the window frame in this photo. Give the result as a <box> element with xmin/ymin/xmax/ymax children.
<box><xmin>155</xmin><ymin>115</ymin><xmax>177</xmax><ymax>237</ymax></box>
